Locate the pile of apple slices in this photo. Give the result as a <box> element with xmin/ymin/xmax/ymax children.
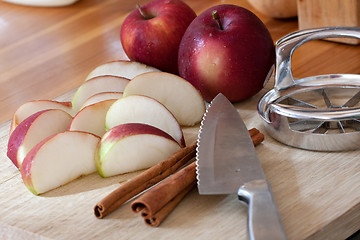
<box><xmin>7</xmin><ymin>60</ymin><xmax>206</xmax><ymax>195</ymax></box>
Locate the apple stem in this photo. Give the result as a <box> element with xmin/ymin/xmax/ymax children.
<box><xmin>212</xmin><ymin>10</ymin><xmax>223</xmax><ymax>30</ymax></box>
<box><xmin>136</xmin><ymin>4</ymin><xmax>149</xmax><ymax>19</ymax></box>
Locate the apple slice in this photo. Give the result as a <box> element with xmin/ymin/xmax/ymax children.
<box><xmin>96</xmin><ymin>123</ymin><xmax>181</xmax><ymax>178</ymax></box>
<box><xmin>68</xmin><ymin>99</ymin><xmax>117</xmax><ymax>137</ymax></box>
<box><xmin>7</xmin><ymin>109</ymin><xmax>72</xmax><ymax>169</ymax></box>
<box><xmin>81</xmin><ymin>92</ymin><xmax>123</xmax><ymax>109</ymax></box>
<box><xmin>10</xmin><ymin>100</ymin><xmax>73</xmax><ymax>134</ymax></box>
<box><xmin>123</xmin><ymin>72</ymin><xmax>206</xmax><ymax>126</ymax></box>
<box><xmin>21</xmin><ymin>131</ymin><xmax>100</xmax><ymax>195</ymax></box>
<box><xmin>85</xmin><ymin>60</ymin><xmax>160</xmax><ymax>80</ymax></box>
<box><xmin>105</xmin><ymin>95</ymin><xmax>185</xmax><ymax>147</ymax></box>
<box><xmin>71</xmin><ymin>75</ymin><xmax>129</xmax><ymax>112</ymax></box>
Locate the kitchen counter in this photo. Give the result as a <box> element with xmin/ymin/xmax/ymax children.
<box><xmin>0</xmin><ymin>0</ymin><xmax>359</xmax><ymax>239</ymax></box>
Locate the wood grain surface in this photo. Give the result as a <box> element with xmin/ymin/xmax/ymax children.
<box><xmin>1</xmin><ymin>0</ymin><xmax>360</xmax><ymax>239</ymax></box>
<box><xmin>297</xmin><ymin>0</ymin><xmax>360</xmax><ymax>44</ymax></box>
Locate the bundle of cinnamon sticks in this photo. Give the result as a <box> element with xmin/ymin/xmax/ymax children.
<box><xmin>94</xmin><ymin>128</ymin><xmax>264</xmax><ymax>227</ymax></box>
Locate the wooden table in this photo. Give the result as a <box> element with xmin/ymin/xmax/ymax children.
<box><xmin>0</xmin><ymin>0</ymin><xmax>359</xmax><ymax>239</ymax></box>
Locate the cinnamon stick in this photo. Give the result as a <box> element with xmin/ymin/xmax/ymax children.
<box><xmin>94</xmin><ymin>128</ymin><xmax>264</xmax><ymax>219</ymax></box>
<box><xmin>94</xmin><ymin>142</ymin><xmax>197</xmax><ymax>219</ymax></box>
<box><xmin>131</xmin><ymin>162</ymin><xmax>197</xmax><ymax>227</ymax></box>
<box><xmin>252</xmin><ymin>130</ymin><xmax>264</xmax><ymax>146</ymax></box>
<box><xmin>130</xmin><ymin>130</ymin><xmax>264</xmax><ymax>227</ymax></box>
<box><xmin>248</xmin><ymin>127</ymin><xmax>260</xmax><ymax>137</ymax></box>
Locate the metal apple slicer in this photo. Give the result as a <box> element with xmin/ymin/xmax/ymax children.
<box><xmin>258</xmin><ymin>27</ymin><xmax>360</xmax><ymax>151</ymax></box>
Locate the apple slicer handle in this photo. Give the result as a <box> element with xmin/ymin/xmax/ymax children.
<box><xmin>238</xmin><ymin>179</ymin><xmax>287</xmax><ymax>240</ymax></box>
<box><xmin>274</xmin><ymin>27</ymin><xmax>360</xmax><ymax>91</ymax></box>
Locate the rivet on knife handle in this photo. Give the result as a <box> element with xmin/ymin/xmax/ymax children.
<box><xmin>238</xmin><ymin>179</ymin><xmax>287</xmax><ymax>240</ymax></box>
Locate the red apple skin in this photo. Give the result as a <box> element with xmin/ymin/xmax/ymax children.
<box><xmin>96</xmin><ymin>123</ymin><xmax>181</xmax><ymax>177</ymax></box>
<box><xmin>20</xmin><ymin>133</ymin><xmax>55</xmax><ymax>194</ymax></box>
<box><xmin>7</xmin><ymin>109</ymin><xmax>72</xmax><ymax>169</ymax></box>
<box><xmin>103</xmin><ymin>123</ymin><xmax>178</xmax><ymax>143</ymax></box>
<box><xmin>21</xmin><ymin>131</ymin><xmax>100</xmax><ymax>195</ymax></box>
<box><xmin>178</xmin><ymin>4</ymin><xmax>275</xmax><ymax>102</ymax></box>
<box><xmin>120</xmin><ymin>0</ymin><xmax>197</xmax><ymax>74</ymax></box>
<box><xmin>7</xmin><ymin>110</ymin><xmax>47</xmax><ymax>168</ymax></box>
<box><xmin>10</xmin><ymin>100</ymin><xmax>72</xmax><ymax>134</ymax></box>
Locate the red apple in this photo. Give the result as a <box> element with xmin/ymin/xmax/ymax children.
<box><xmin>120</xmin><ymin>0</ymin><xmax>197</xmax><ymax>74</ymax></box>
<box><xmin>178</xmin><ymin>4</ymin><xmax>275</xmax><ymax>102</ymax></box>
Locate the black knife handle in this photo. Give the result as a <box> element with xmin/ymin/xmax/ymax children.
<box><xmin>238</xmin><ymin>179</ymin><xmax>287</xmax><ymax>240</ymax></box>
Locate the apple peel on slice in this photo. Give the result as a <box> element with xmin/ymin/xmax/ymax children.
<box><xmin>96</xmin><ymin>123</ymin><xmax>181</xmax><ymax>178</ymax></box>
<box><xmin>85</xmin><ymin>60</ymin><xmax>160</xmax><ymax>81</ymax></box>
<box><xmin>7</xmin><ymin>109</ymin><xmax>72</xmax><ymax>169</ymax></box>
<box><xmin>105</xmin><ymin>95</ymin><xmax>185</xmax><ymax>147</ymax></box>
<box><xmin>123</xmin><ymin>72</ymin><xmax>206</xmax><ymax>126</ymax></box>
<box><xmin>10</xmin><ymin>100</ymin><xmax>73</xmax><ymax>134</ymax></box>
<box><xmin>80</xmin><ymin>92</ymin><xmax>123</xmax><ymax>109</ymax></box>
<box><xmin>68</xmin><ymin>99</ymin><xmax>117</xmax><ymax>137</ymax></box>
<box><xmin>71</xmin><ymin>75</ymin><xmax>129</xmax><ymax>112</ymax></box>
<box><xmin>21</xmin><ymin>131</ymin><xmax>100</xmax><ymax>195</ymax></box>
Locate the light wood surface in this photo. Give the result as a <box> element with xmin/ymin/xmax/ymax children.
<box><xmin>1</xmin><ymin>0</ymin><xmax>360</xmax><ymax>239</ymax></box>
<box><xmin>297</xmin><ymin>0</ymin><xmax>360</xmax><ymax>44</ymax></box>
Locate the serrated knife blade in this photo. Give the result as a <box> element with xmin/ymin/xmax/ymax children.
<box><xmin>196</xmin><ymin>93</ymin><xmax>286</xmax><ymax>240</ymax></box>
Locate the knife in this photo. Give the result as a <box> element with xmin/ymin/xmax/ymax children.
<box><xmin>196</xmin><ymin>93</ymin><xmax>287</xmax><ymax>240</ymax></box>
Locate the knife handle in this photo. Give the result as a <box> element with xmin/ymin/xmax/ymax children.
<box><xmin>238</xmin><ymin>179</ymin><xmax>287</xmax><ymax>240</ymax></box>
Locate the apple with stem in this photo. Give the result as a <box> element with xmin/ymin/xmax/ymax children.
<box><xmin>120</xmin><ymin>0</ymin><xmax>197</xmax><ymax>74</ymax></box>
<box><xmin>178</xmin><ymin>4</ymin><xmax>275</xmax><ymax>102</ymax></box>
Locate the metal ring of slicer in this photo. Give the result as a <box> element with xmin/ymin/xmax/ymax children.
<box><xmin>258</xmin><ymin>27</ymin><xmax>360</xmax><ymax>151</ymax></box>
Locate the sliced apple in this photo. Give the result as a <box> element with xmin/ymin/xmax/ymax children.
<box><xmin>10</xmin><ymin>100</ymin><xmax>73</xmax><ymax>134</ymax></box>
<box><xmin>85</xmin><ymin>60</ymin><xmax>160</xmax><ymax>81</ymax></box>
<box><xmin>7</xmin><ymin>109</ymin><xmax>72</xmax><ymax>169</ymax></box>
<box><xmin>81</xmin><ymin>92</ymin><xmax>123</xmax><ymax>109</ymax></box>
<box><xmin>71</xmin><ymin>75</ymin><xmax>129</xmax><ymax>112</ymax></box>
<box><xmin>68</xmin><ymin>99</ymin><xmax>117</xmax><ymax>137</ymax></box>
<box><xmin>123</xmin><ymin>72</ymin><xmax>206</xmax><ymax>126</ymax></box>
<box><xmin>21</xmin><ymin>131</ymin><xmax>100</xmax><ymax>195</ymax></box>
<box><xmin>105</xmin><ymin>95</ymin><xmax>185</xmax><ymax>147</ymax></box>
<box><xmin>96</xmin><ymin>123</ymin><xmax>181</xmax><ymax>178</ymax></box>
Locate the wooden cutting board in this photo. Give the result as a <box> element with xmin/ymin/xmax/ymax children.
<box><xmin>0</xmin><ymin>79</ymin><xmax>360</xmax><ymax>240</ymax></box>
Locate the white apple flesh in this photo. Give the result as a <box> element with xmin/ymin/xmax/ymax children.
<box><xmin>85</xmin><ymin>60</ymin><xmax>159</xmax><ymax>80</ymax></box>
<box><xmin>71</xmin><ymin>75</ymin><xmax>129</xmax><ymax>112</ymax></box>
<box><xmin>123</xmin><ymin>72</ymin><xmax>206</xmax><ymax>126</ymax></box>
<box><xmin>96</xmin><ymin>123</ymin><xmax>181</xmax><ymax>178</ymax></box>
<box><xmin>7</xmin><ymin>109</ymin><xmax>72</xmax><ymax>169</ymax></box>
<box><xmin>21</xmin><ymin>131</ymin><xmax>100</xmax><ymax>195</ymax></box>
<box><xmin>105</xmin><ymin>95</ymin><xmax>185</xmax><ymax>147</ymax></box>
<box><xmin>68</xmin><ymin>99</ymin><xmax>117</xmax><ymax>137</ymax></box>
<box><xmin>80</xmin><ymin>92</ymin><xmax>123</xmax><ymax>109</ymax></box>
<box><xmin>10</xmin><ymin>100</ymin><xmax>73</xmax><ymax>134</ymax></box>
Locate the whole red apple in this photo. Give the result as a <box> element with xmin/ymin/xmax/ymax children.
<box><xmin>178</xmin><ymin>4</ymin><xmax>275</xmax><ymax>102</ymax></box>
<box><xmin>120</xmin><ymin>0</ymin><xmax>197</xmax><ymax>74</ymax></box>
